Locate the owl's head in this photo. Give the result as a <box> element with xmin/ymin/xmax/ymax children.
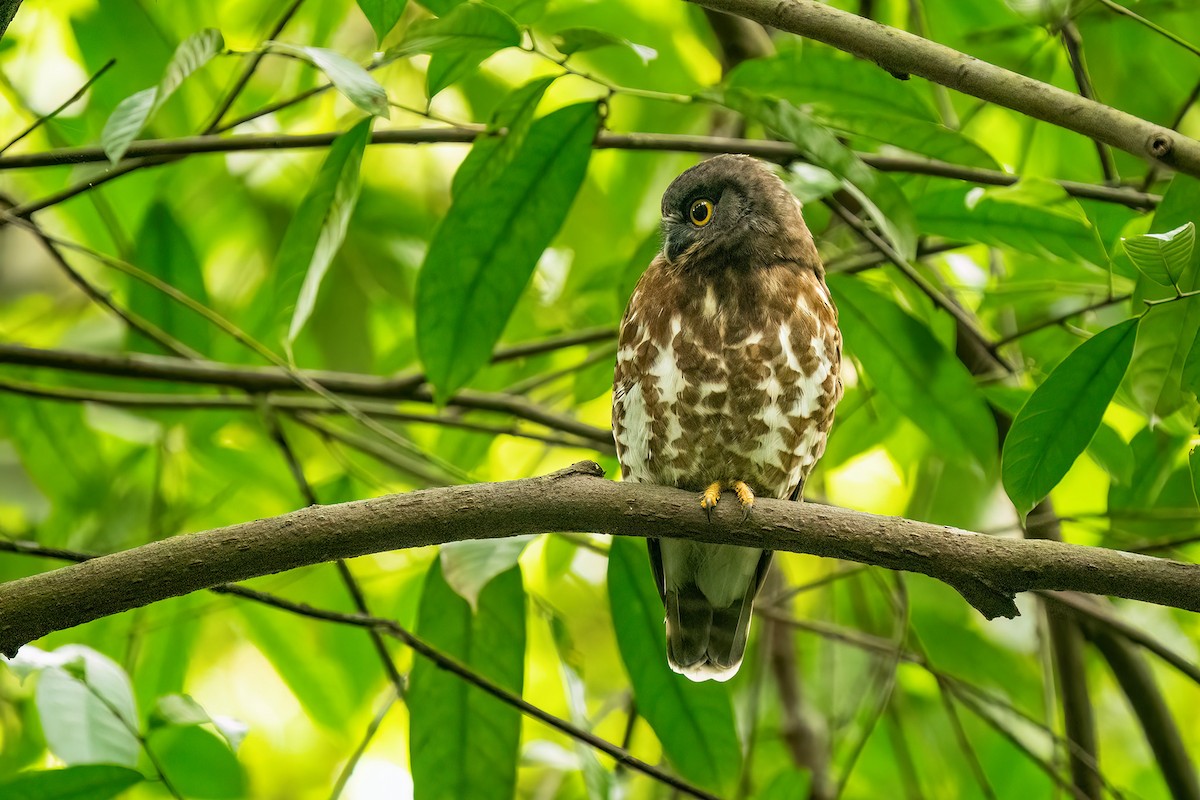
<box><xmin>659</xmin><ymin>154</ymin><xmax>815</xmax><ymax>272</ymax></box>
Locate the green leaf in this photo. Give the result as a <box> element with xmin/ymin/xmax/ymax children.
<box><xmin>551</xmin><ymin>27</ymin><xmax>656</xmax><ymax>63</ymax></box>
<box><xmin>718</xmin><ymin>89</ymin><xmax>916</xmax><ymax>259</ymax></box>
<box><xmin>913</xmin><ymin>182</ymin><xmax>1109</xmax><ymax>267</ymax></box>
<box><xmin>409</xmin><ymin>559</ymin><xmax>526</xmax><ymax>800</ymax></box>
<box><xmin>386</xmin><ymin>2</ymin><xmax>519</xmax><ymax>59</ymax></box>
<box><xmin>440</xmin><ymin>535</ymin><xmax>534</xmax><ymax>609</ymax></box>
<box><xmin>269</xmin><ymin>118</ymin><xmax>371</xmax><ymax>345</ymax></box>
<box><xmin>266</xmin><ymin>42</ymin><xmax>389</xmax><ymax>118</ymax></box>
<box><xmin>0</xmin><ymin>765</ymin><xmax>144</xmax><ymax>800</ymax></box>
<box><xmin>34</xmin><ymin>647</ymin><xmax>140</xmax><ymax>767</ymax></box>
<box><xmin>728</xmin><ymin>47</ymin><xmax>937</xmax><ymax>122</ymax></box>
<box><xmin>149</xmin><ymin>694</ymin><xmax>211</xmax><ymax>729</ymax></box>
<box><xmin>416</xmin><ymin>102</ymin><xmax>598</xmax><ymax>401</ymax></box>
<box><xmin>1086</xmin><ymin>422</ymin><xmax>1134</xmax><ymax>486</ymax></box>
<box><xmin>101</xmin><ymin>29</ymin><xmax>224</xmax><ymax>162</ymax></box>
<box><xmin>426</xmin><ymin>49</ymin><xmax>487</xmax><ymax>97</ymax></box>
<box><xmin>129</xmin><ymin>201</ymin><xmax>211</xmax><ymax>355</ymax></box>
<box><xmin>1123</xmin><ymin>222</ymin><xmax>1195</xmax><ymax>288</ymax></box>
<box><xmin>1126</xmin><ymin>297</ymin><xmax>1200</xmax><ymax>421</ymax></box>
<box><xmin>451</xmin><ymin>76</ymin><xmax>556</xmax><ymax>198</ymax></box>
<box><xmin>1003</xmin><ymin>318</ymin><xmax>1138</xmax><ymax>517</ymax></box>
<box><xmin>356</xmin><ymin>0</ymin><xmax>407</xmax><ymax>43</ymax></box>
<box><xmin>606</xmin><ymin>537</ymin><xmax>741</xmax><ymax>794</ymax></box>
<box><xmin>827</xmin><ymin>111</ymin><xmax>1000</xmax><ymax>170</ymax></box>
<box><xmin>149</xmin><ymin>725</ymin><xmax>245</xmax><ymax>800</ymax></box>
<box><xmin>100</xmin><ymin>88</ymin><xmax>158</xmax><ymax>164</ymax></box>
<box><xmin>1144</xmin><ymin>175</ymin><xmax>1200</xmax><ymax>293</ymax></box>
<box><xmin>828</xmin><ymin>274</ymin><xmax>998</xmax><ymax>469</ymax></box>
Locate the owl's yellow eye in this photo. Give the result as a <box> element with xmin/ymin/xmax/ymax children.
<box><xmin>689</xmin><ymin>198</ymin><xmax>714</xmax><ymax>227</ymax></box>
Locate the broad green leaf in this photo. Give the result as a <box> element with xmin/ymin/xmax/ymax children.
<box><xmin>719</xmin><ymin>89</ymin><xmax>916</xmax><ymax>259</ymax></box>
<box><xmin>1123</xmin><ymin>222</ymin><xmax>1195</xmax><ymax>288</ymax></box>
<box><xmin>409</xmin><ymin>559</ymin><xmax>526</xmax><ymax>800</ymax></box>
<box><xmin>828</xmin><ymin>275</ymin><xmax>998</xmax><ymax>469</ymax></box>
<box><xmin>1003</xmin><ymin>318</ymin><xmax>1138</xmax><ymax>517</ymax></box>
<box><xmin>129</xmin><ymin>201</ymin><xmax>211</xmax><ymax>355</ymax></box>
<box><xmin>828</xmin><ymin>112</ymin><xmax>1000</xmax><ymax>170</ymax></box>
<box><xmin>416</xmin><ymin>102</ymin><xmax>598</xmax><ymax>401</ymax></box>
<box><xmin>100</xmin><ymin>88</ymin><xmax>158</xmax><ymax>164</ymax></box>
<box><xmin>1138</xmin><ymin>176</ymin><xmax>1200</xmax><ymax>299</ymax></box>
<box><xmin>101</xmin><ymin>29</ymin><xmax>223</xmax><ymax>162</ymax></box>
<box><xmin>728</xmin><ymin>47</ymin><xmax>937</xmax><ymax>122</ymax></box>
<box><xmin>0</xmin><ymin>765</ymin><xmax>144</xmax><ymax>800</ymax></box>
<box><xmin>386</xmin><ymin>2</ymin><xmax>519</xmax><ymax>59</ymax></box>
<box><xmin>149</xmin><ymin>725</ymin><xmax>245</xmax><ymax>800</ymax></box>
<box><xmin>426</xmin><ymin>49</ymin><xmax>487</xmax><ymax>98</ymax></box>
<box><xmin>1086</xmin><ymin>422</ymin><xmax>1134</xmax><ymax>486</ymax></box>
<box><xmin>266</xmin><ymin>42</ymin><xmax>389</xmax><ymax>117</ymax></box>
<box><xmin>1126</xmin><ymin>297</ymin><xmax>1200</xmax><ymax>421</ymax></box>
<box><xmin>913</xmin><ymin>182</ymin><xmax>1109</xmax><ymax>267</ymax></box>
<box><xmin>606</xmin><ymin>537</ymin><xmax>741</xmax><ymax>794</ymax></box>
<box><xmin>356</xmin><ymin>0</ymin><xmax>407</xmax><ymax>43</ymax></box>
<box><xmin>34</xmin><ymin>647</ymin><xmax>139</xmax><ymax>767</ymax></box>
<box><xmin>269</xmin><ymin>118</ymin><xmax>371</xmax><ymax>345</ymax></box>
<box><xmin>551</xmin><ymin>27</ymin><xmax>656</xmax><ymax>63</ymax></box>
<box><xmin>149</xmin><ymin>694</ymin><xmax>211</xmax><ymax>729</ymax></box>
<box><xmin>451</xmin><ymin>76</ymin><xmax>556</xmax><ymax>198</ymax></box>
<box><xmin>440</xmin><ymin>535</ymin><xmax>534</xmax><ymax>609</ymax></box>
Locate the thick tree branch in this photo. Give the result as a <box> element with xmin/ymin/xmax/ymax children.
<box><xmin>3</xmin><ymin>462</ymin><xmax>1200</xmax><ymax>656</ymax></box>
<box><xmin>0</xmin><ymin>129</ymin><xmax>1160</xmax><ymax>209</ymax></box>
<box><xmin>687</xmin><ymin>0</ymin><xmax>1200</xmax><ymax>176</ymax></box>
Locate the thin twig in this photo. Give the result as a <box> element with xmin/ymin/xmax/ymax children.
<box><xmin>0</xmin><ymin>376</ymin><xmax>603</xmax><ymax>451</ymax></box>
<box><xmin>261</xmin><ymin>407</ymin><xmax>407</xmax><ymax>694</ymax></box>
<box><xmin>990</xmin><ymin>295</ymin><xmax>1132</xmax><ymax>351</ymax></box>
<box><xmin>328</xmin><ymin>691</ymin><xmax>399</xmax><ymax>800</ymax></box>
<box><xmin>0</xmin><ymin>129</ymin><xmax>1162</xmax><ymax>210</ymax></box>
<box><xmin>825</xmin><ymin>199</ymin><xmax>1013</xmax><ymax>373</ymax></box>
<box><xmin>1060</xmin><ymin>22</ymin><xmax>1117</xmax><ymax>183</ymax></box>
<box><xmin>0</xmin><ymin>58</ymin><xmax>116</xmax><ymax>155</ymax></box>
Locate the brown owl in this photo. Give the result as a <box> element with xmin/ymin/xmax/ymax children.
<box><xmin>612</xmin><ymin>155</ymin><xmax>842</xmax><ymax>681</ymax></box>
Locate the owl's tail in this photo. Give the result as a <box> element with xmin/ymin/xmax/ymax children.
<box><xmin>651</xmin><ymin>541</ymin><xmax>773</xmax><ymax>682</ymax></box>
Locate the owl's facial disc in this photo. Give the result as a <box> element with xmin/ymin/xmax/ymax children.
<box><xmin>662</xmin><ymin>183</ymin><xmax>751</xmax><ymax>265</ymax></box>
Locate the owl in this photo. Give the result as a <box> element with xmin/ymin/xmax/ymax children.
<box><xmin>612</xmin><ymin>155</ymin><xmax>842</xmax><ymax>681</ymax></box>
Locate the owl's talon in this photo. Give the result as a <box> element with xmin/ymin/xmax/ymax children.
<box><xmin>700</xmin><ymin>482</ymin><xmax>722</xmax><ymax>521</ymax></box>
<box><xmin>733</xmin><ymin>481</ymin><xmax>755</xmax><ymax>521</ymax></box>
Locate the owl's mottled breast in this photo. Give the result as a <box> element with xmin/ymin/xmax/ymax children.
<box><xmin>612</xmin><ymin>255</ymin><xmax>842</xmax><ymax>500</ymax></box>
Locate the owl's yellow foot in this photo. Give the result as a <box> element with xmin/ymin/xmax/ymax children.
<box><xmin>700</xmin><ymin>482</ymin><xmax>722</xmax><ymax>521</ymax></box>
<box><xmin>733</xmin><ymin>481</ymin><xmax>755</xmax><ymax>521</ymax></box>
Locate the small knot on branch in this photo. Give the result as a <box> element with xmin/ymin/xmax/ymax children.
<box><xmin>1149</xmin><ymin>132</ymin><xmax>1174</xmax><ymax>161</ymax></box>
<box><xmin>550</xmin><ymin>460</ymin><xmax>606</xmax><ymax>480</ymax></box>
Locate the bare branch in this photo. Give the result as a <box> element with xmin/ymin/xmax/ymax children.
<box><xmin>0</xmin><ymin>128</ymin><xmax>1161</xmax><ymax>209</ymax></box>
<box><xmin>3</xmin><ymin>462</ymin><xmax>1200</xmax><ymax>656</ymax></box>
<box><xmin>686</xmin><ymin>0</ymin><xmax>1200</xmax><ymax>176</ymax></box>
<box><xmin>0</xmin><ymin>344</ymin><xmax>614</xmax><ymax>449</ymax></box>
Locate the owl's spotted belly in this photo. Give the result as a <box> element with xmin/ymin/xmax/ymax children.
<box><xmin>613</xmin><ymin>306</ymin><xmax>840</xmax><ymax>500</ymax></box>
